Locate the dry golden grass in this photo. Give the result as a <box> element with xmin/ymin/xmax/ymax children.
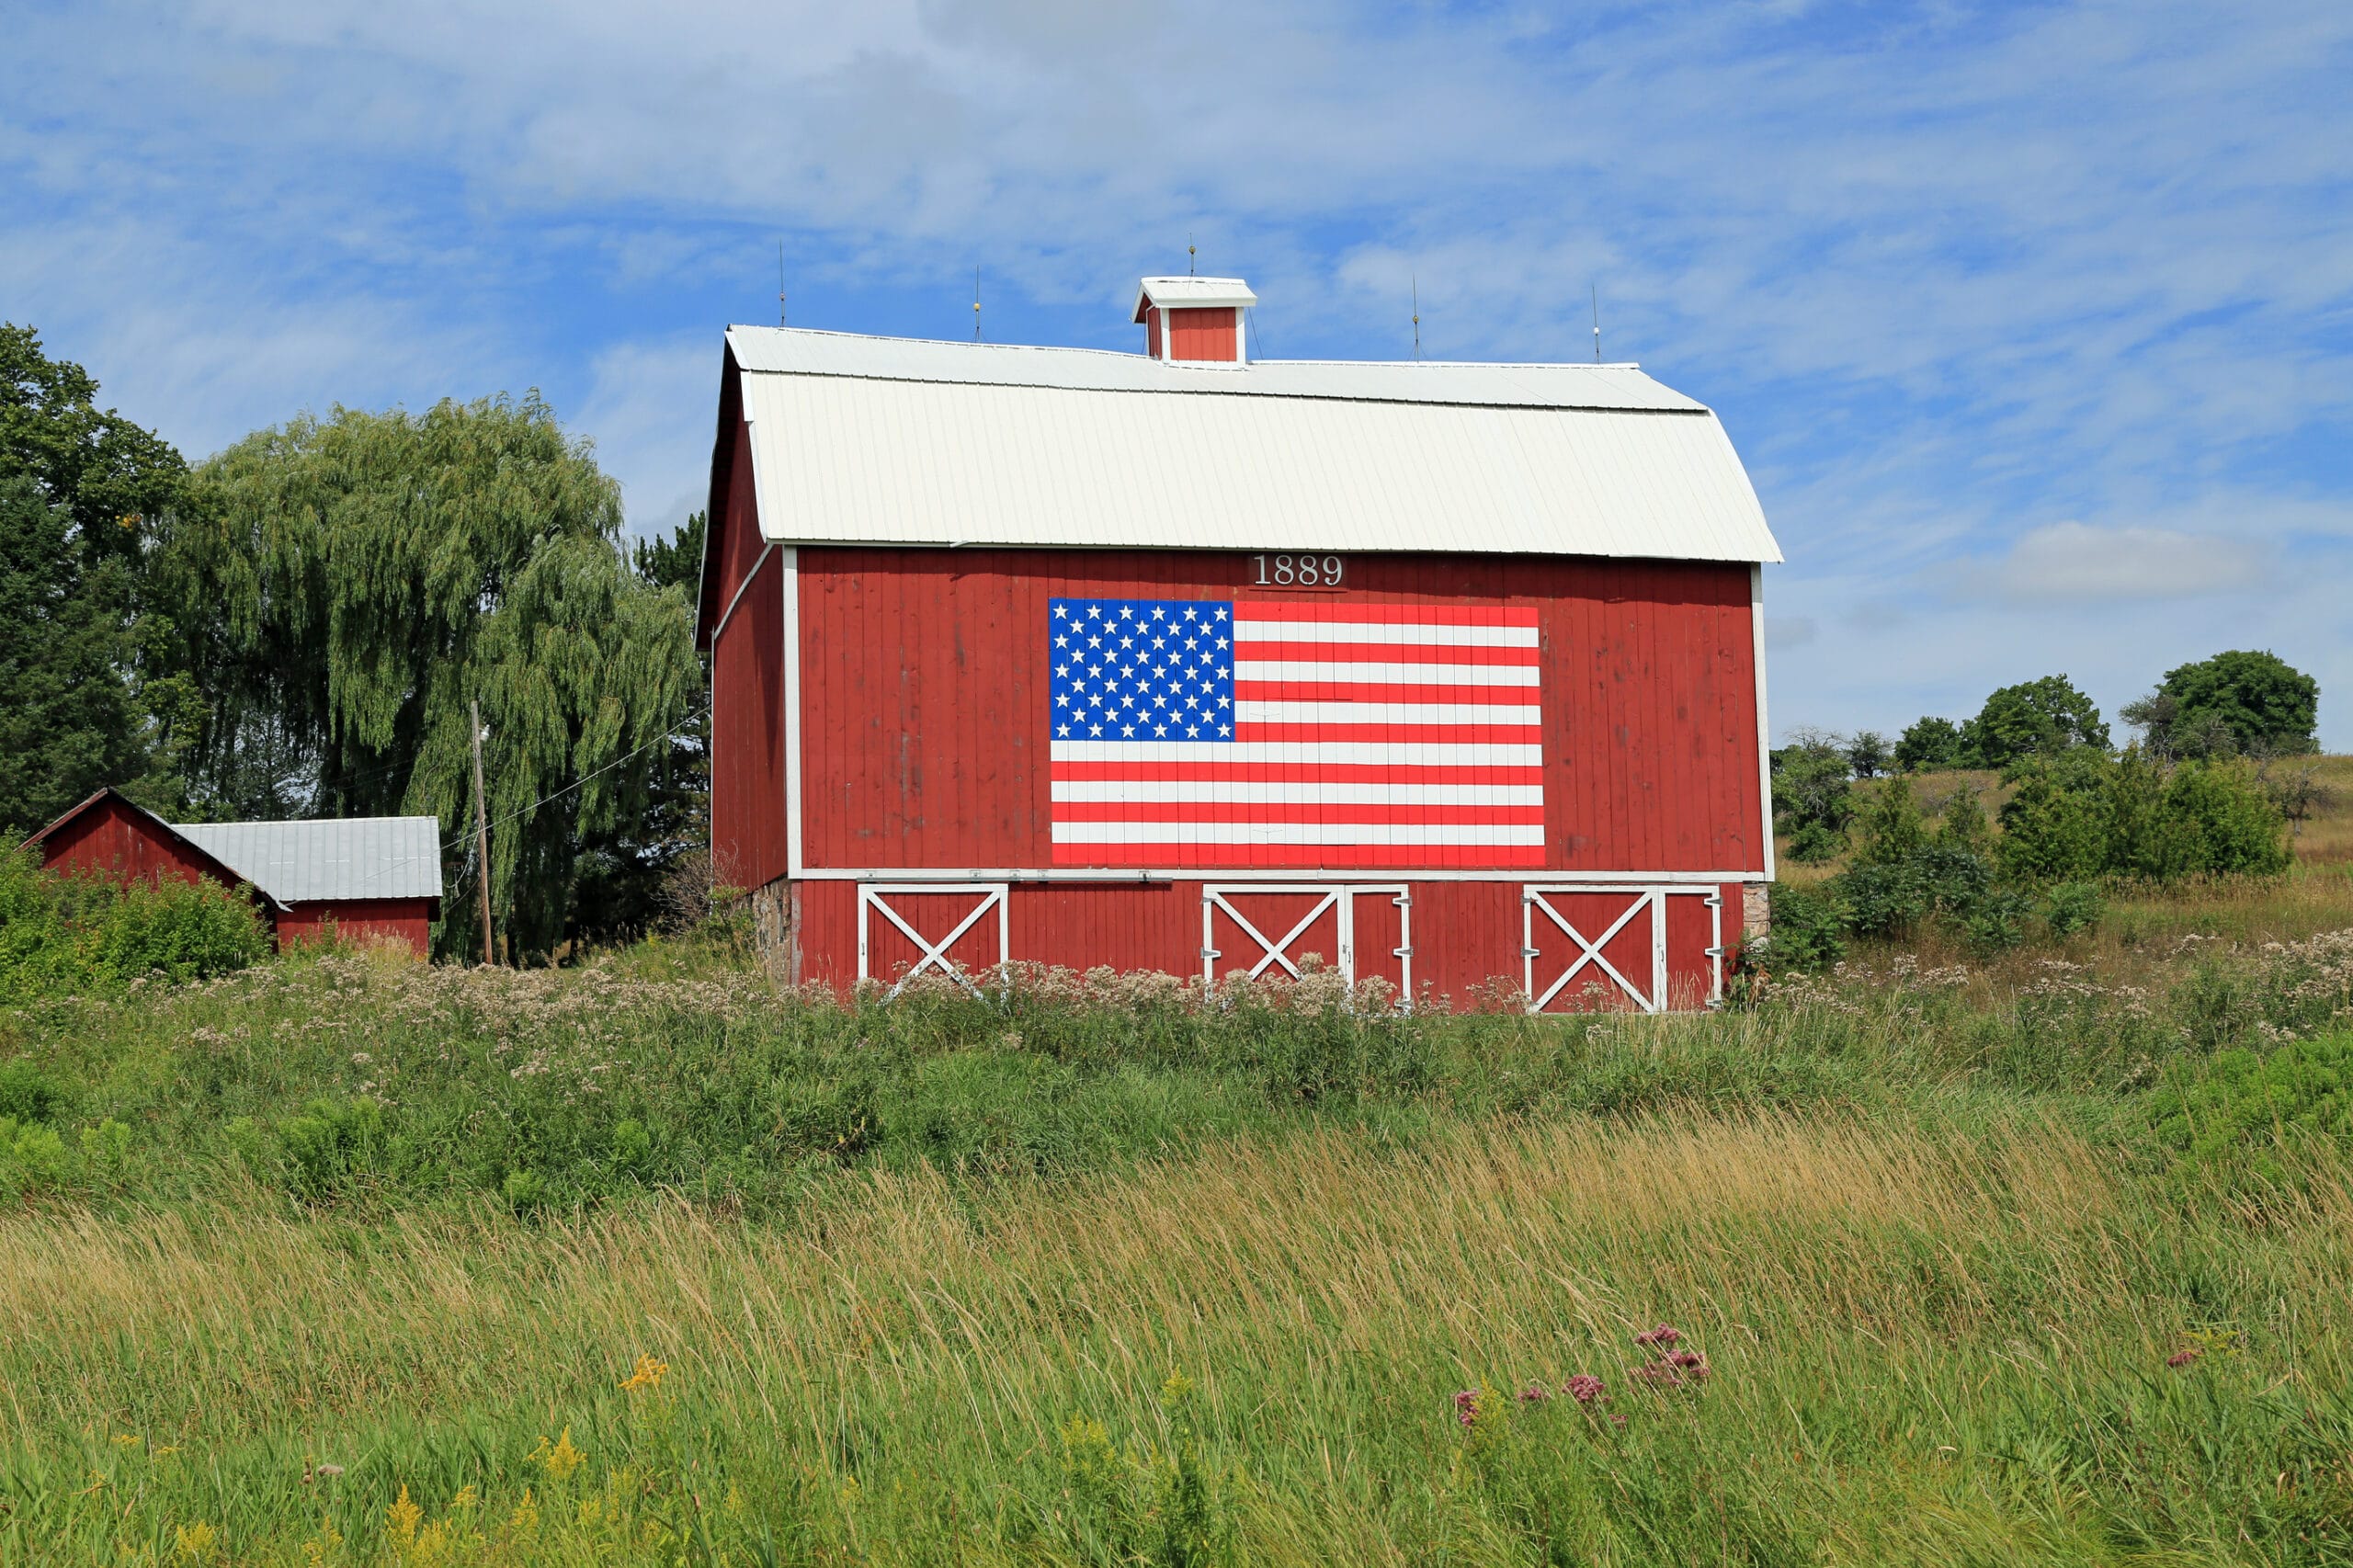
<box><xmin>8</xmin><ymin>1104</ymin><xmax>2350</xmax><ymax>1562</ymax></box>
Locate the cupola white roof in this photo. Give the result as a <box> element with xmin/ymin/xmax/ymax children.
<box><xmin>1132</xmin><ymin>276</ymin><xmax>1258</xmax><ymax>320</ymax></box>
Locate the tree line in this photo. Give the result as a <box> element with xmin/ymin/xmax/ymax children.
<box><xmin>2</xmin><ymin>323</ymin><xmax>706</xmax><ymax>960</ymax></box>
<box><xmin>1753</xmin><ymin>657</ymin><xmax>2322</xmax><ymax>973</ymax></box>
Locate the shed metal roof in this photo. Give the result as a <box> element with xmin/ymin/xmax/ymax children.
<box><xmin>724</xmin><ymin>327</ymin><xmax>1780</xmax><ymax>565</ymax></box>
<box><xmin>175</xmin><ymin>817</ymin><xmax>444</xmax><ymax>906</ymax></box>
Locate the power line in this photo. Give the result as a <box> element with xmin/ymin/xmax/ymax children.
<box><xmin>331</xmin><ymin>700</ymin><xmax>711</xmax><ymax>897</ymax></box>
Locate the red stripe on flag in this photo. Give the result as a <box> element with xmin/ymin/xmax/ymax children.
<box><xmin>1233</xmin><ymin>601</ymin><xmax>1540</xmax><ymax>626</ymax></box>
<box><xmin>1050</xmin><ymin>801</ymin><xmax>1547</xmax><ymax>825</ymax></box>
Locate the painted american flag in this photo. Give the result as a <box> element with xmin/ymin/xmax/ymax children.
<box><xmin>1047</xmin><ymin>597</ymin><xmax>1545</xmax><ymax>867</ymax></box>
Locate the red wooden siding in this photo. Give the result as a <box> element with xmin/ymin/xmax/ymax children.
<box><xmin>710</xmin><ymin>545</ymin><xmax>790</xmax><ymax>893</ymax></box>
<box><xmin>1145</xmin><ymin>308</ymin><xmax>1163</xmax><ymax>358</ymax></box>
<box><xmin>37</xmin><ymin>796</ymin><xmax>223</xmax><ymax>889</ymax></box>
<box><xmin>1165</xmin><ymin>307</ymin><xmax>1238</xmax><ymax>361</ymax></box>
<box><xmin>277</xmin><ymin>900</ymin><xmax>432</xmax><ymax>956</ymax></box>
<box><xmin>706</xmin><ymin>415</ymin><xmax>766</xmax><ymax>637</ymax></box>
<box><xmin>793</xmin><ymin>548</ymin><xmax>1764</xmax><ymax>876</ymax></box>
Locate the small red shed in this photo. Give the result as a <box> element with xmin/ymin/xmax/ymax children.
<box><xmin>24</xmin><ymin>790</ymin><xmax>444</xmax><ymax>956</ymax></box>
<box><xmin>698</xmin><ymin>277</ymin><xmax>1782</xmax><ymax>1010</ymax></box>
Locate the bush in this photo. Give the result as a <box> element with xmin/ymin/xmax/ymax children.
<box><xmin>1747</xmin><ymin>881</ymin><xmax>1846</xmax><ymax>973</ymax></box>
<box><xmin>95</xmin><ymin>872</ymin><xmax>271</xmax><ymax>983</ymax></box>
<box><xmin>0</xmin><ymin>846</ymin><xmax>269</xmax><ymax>999</ymax></box>
<box><xmin>1997</xmin><ymin>753</ymin><xmax>2114</xmax><ymax>883</ymax></box>
<box><xmin>2150</xmin><ymin>1034</ymin><xmax>2353</xmax><ymax>1192</ymax></box>
<box><xmin>2041</xmin><ymin>881</ymin><xmax>2105</xmax><ymax>939</ymax></box>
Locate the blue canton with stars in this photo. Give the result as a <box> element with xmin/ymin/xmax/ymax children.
<box><xmin>1049</xmin><ymin>598</ymin><xmax>1236</xmax><ymax>743</ymax></box>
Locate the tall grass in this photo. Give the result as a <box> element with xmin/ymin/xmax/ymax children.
<box><xmin>5</xmin><ymin>871</ymin><xmax>2353</xmax><ymax>1562</ymax></box>
<box><xmin>6</xmin><ymin>1111</ymin><xmax>2352</xmax><ymax>1563</ymax></box>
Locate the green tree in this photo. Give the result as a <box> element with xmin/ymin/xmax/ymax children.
<box><xmin>570</xmin><ymin>512</ymin><xmax>711</xmax><ymax>945</ymax></box>
<box><xmin>2123</xmin><ymin>650</ymin><xmax>2318</xmax><ymax>759</ymax></box>
<box><xmin>1</xmin><ymin>324</ymin><xmax>188</xmax><ymax>567</ymax></box>
<box><xmin>0</xmin><ymin>327</ymin><xmax>191</xmax><ymax>830</ymax></box>
<box><xmin>1966</xmin><ymin>676</ymin><xmax>2109</xmax><ymax>769</ymax></box>
<box><xmin>0</xmin><ymin>479</ymin><xmax>142</xmax><ymax>831</ymax></box>
<box><xmin>1845</xmin><ymin>730</ymin><xmax>1891</xmax><ymax>779</ymax></box>
<box><xmin>165</xmin><ymin>396</ymin><xmax>700</xmax><ymax>959</ymax></box>
<box><xmin>1893</xmin><ymin>716</ymin><xmax>1966</xmax><ymax>772</ymax></box>
<box><xmin>1852</xmin><ymin>774</ymin><xmax>1928</xmax><ymax>867</ymax></box>
<box><xmin>1772</xmin><ymin>736</ymin><xmax>1855</xmax><ymax>862</ymax></box>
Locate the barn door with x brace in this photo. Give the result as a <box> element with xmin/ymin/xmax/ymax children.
<box><xmin>1520</xmin><ymin>885</ymin><xmax>1724</xmax><ymax>1014</ymax></box>
<box><xmin>1200</xmin><ymin>884</ymin><xmax>1412</xmax><ymax>994</ymax></box>
<box><xmin>857</xmin><ymin>883</ymin><xmax>1009</xmax><ymax>995</ymax></box>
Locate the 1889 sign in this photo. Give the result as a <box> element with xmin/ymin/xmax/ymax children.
<box><xmin>1249</xmin><ymin>553</ymin><xmax>1345</xmax><ymax>588</ymax></box>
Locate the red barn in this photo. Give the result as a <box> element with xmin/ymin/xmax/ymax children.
<box><xmin>24</xmin><ymin>789</ymin><xmax>444</xmax><ymax>956</ymax></box>
<box><xmin>698</xmin><ymin>277</ymin><xmax>1781</xmax><ymax>1010</ymax></box>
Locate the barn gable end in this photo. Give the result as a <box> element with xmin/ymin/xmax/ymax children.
<box><xmin>702</xmin><ymin>278</ymin><xmax>1781</xmax><ymax>1010</ymax></box>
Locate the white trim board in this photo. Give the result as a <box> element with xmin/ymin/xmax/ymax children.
<box><xmin>788</xmin><ymin>867</ymin><xmax>1760</xmax><ymax>883</ymax></box>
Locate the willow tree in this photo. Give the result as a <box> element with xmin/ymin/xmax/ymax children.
<box><xmin>167</xmin><ymin>394</ymin><xmax>699</xmax><ymax>958</ymax></box>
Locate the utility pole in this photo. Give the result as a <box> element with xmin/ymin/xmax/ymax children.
<box><xmin>470</xmin><ymin>698</ymin><xmax>495</xmax><ymax>967</ymax></box>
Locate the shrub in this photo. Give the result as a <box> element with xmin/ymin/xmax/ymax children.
<box><xmin>1852</xmin><ymin>776</ymin><xmax>1928</xmax><ymax>868</ymax></box>
<box><xmin>0</xmin><ymin>846</ymin><xmax>268</xmax><ymax>999</ymax></box>
<box><xmin>2041</xmin><ymin>881</ymin><xmax>2105</xmax><ymax>939</ymax></box>
<box><xmin>2156</xmin><ymin>761</ymin><xmax>2290</xmax><ymax>878</ymax></box>
<box><xmin>0</xmin><ymin>1058</ymin><xmax>71</xmax><ymax>1125</ymax></box>
<box><xmin>1997</xmin><ymin>753</ymin><xmax>2114</xmax><ymax>883</ymax></box>
<box><xmin>95</xmin><ymin>873</ymin><xmax>271</xmax><ymax>983</ymax></box>
<box><xmin>1747</xmin><ymin>881</ymin><xmax>1846</xmax><ymax>973</ymax></box>
<box><xmin>2150</xmin><ymin>1034</ymin><xmax>2353</xmax><ymax>1192</ymax></box>
<box><xmin>272</xmin><ymin>1096</ymin><xmax>394</xmax><ymax>1203</ymax></box>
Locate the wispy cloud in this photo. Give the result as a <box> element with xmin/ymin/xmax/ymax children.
<box><xmin>4</xmin><ymin>0</ymin><xmax>2348</xmax><ymax>740</ymax></box>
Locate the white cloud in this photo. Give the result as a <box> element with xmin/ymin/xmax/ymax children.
<box><xmin>1961</xmin><ymin>521</ymin><xmax>2274</xmax><ymax>603</ymax></box>
<box><xmin>570</xmin><ymin>335</ymin><xmax>724</xmax><ymax>538</ymax></box>
<box><xmin>6</xmin><ymin>0</ymin><xmax>2352</xmax><ymax>743</ymax></box>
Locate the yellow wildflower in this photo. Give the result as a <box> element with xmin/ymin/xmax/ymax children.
<box><xmin>301</xmin><ymin>1516</ymin><xmax>344</xmax><ymax>1566</ymax></box>
<box><xmin>619</xmin><ymin>1353</ymin><xmax>670</xmax><ymax>1392</ymax></box>
<box><xmin>114</xmin><ymin>1434</ymin><xmax>142</xmax><ymax>1447</ymax></box>
<box><xmin>506</xmin><ymin>1487</ymin><xmax>540</xmax><ymax>1539</ymax></box>
<box><xmin>173</xmin><ymin>1521</ymin><xmax>219</xmax><ymax>1562</ymax></box>
<box><xmin>386</xmin><ymin>1483</ymin><xmax>423</xmax><ymax>1547</ymax></box>
<box><xmin>450</xmin><ymin>1483</ymin><xmax>480</xmax><ymax>1510</ymax></box>
<box><xmin>529</xmin><ymin>1426</ymin><xmax>585</xmax><ymax>1482</ymax></box>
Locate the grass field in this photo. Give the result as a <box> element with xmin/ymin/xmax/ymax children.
<box><xmin>6</xmin><ymin>779</ymin><xmax>2353</xmax><ymax>1563</ymax></box>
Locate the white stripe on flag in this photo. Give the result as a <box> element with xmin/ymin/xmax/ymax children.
<box><xmin>1232</xmin><ymin>619</ymin><xmax>1539</xmax><ymax>648</ymax></box>
<box><xmin>1235</xmin><ymin>700</ymin><xmax>1542</xmax><ymax>726</ymax></box>
<box><xmin>1051</xmin><ymin>822</ymin><xmax>1548</xmax><ymax>846</ymax></box>
<box><xmin>1051</xmin><ymin>780</ymin><xmax>1546</xmax><ymax>805</ymax></box>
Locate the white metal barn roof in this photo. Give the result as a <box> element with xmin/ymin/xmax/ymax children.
<box><xmin>176</xmin><ymin>817</ymin><xmax>444</xmax><ymax>905</ymax></box>
<box><xmin>724</xmin><ymin>325</ymin><xmax>1781</xmax><ymax>564</ymax></box>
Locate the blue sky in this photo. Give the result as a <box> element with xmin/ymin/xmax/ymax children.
<box><xmin>6</xmin><ymin>1</ymin><xmax>2349</xmax><ymax>744</ymax></box>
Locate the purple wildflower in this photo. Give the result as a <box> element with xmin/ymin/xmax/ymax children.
<box><xmin>1453</xmin><ymin>1390</ymin><xmax>1480</xmax><ymax>1426</ymax></box>
<box><xmin>1518</xmin><ymin>1385</ymin><xmax>1550</xmax><ymax>1403</ymax></box>
<box><xmin>1564</xmin><ymin>1374</ymin><xmax>1605</xmax><ymax>1405</ymax></box>
<box><xmin>1666</xmin><ymin>1349</ymin><xmax>1711</xmax><ymax>1379</ymax></box>
<box><xmin>2166</xmin><ymin>1348</ymin><xmax>2200</xmax><ymax>1369</ymax></box>
<box><xmin>1634</xmin><ymin>1360</ymin><xmax>1683</xmax><ymax>1387</ymax></box>
<box><xmin>1633</xmin><ymin>1325</ymin><xmax>1683</xmax><ymax>1349</ymax></box>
